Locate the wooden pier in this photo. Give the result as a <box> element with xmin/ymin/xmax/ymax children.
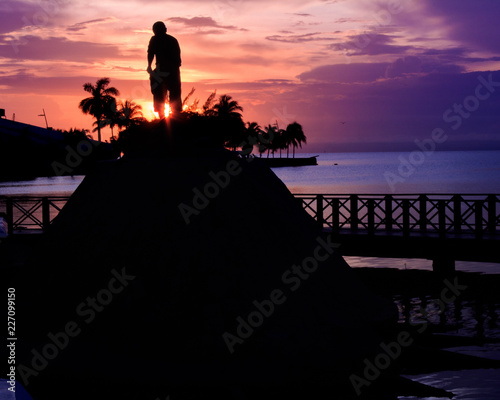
<box><xmin>296</xmin><ymin>194</ymin><xmax>500</xmax><ymax>273</ymax></box>
<box><xmin>1</xmin><ymin>194</ymin><xmax>499</xmax><ymax>273</ymax></box>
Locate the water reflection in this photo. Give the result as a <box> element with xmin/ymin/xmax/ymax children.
<box><xmin>394</xmin><ymin>294</ymin><xmax>500</xmax><ymax>339</ymax></box>
<box><xmin>0</xmin><ymin>175</ymin><xmax>84</xmax><ymax>196</ymax></box>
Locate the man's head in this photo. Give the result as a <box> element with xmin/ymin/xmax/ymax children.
<box><xmin>152</xmin><ymin>21</ymin><xmax>167</xmax><ymax>35</ymax></box>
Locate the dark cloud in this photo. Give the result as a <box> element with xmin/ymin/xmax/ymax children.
<box><xmin>335</xmin><ymin>17</ymin><xmax>367</xmax><ymax>23</ymax></box>
<box><xmin>421</xmin><ymin>47</ymin><xmax>467</xmax><ymax>57</ymax></box>
<box><xmin>299</xmin><ymin>58</ymin><xmax>466</xmax><ymax>84</ymax></box>
<box><xmin>66</xmin><ymin>18</ymin><xmax>114</xmax><ymax>32</ymax></box>
<box><xmin>420</xmin><ymin>62</ymin><xmax>464</xmax><ymax>75</ymax></box>
<box><xmin>421</xmin><ymin>0</ymin><xmax>500</xmax><ymax>54</ymax></box>
<box><xmin>266</xmin><ymin>32</ymin><xmax>338</xmax><ymax>43</ymax></box>
<box><xmin>0</xmin><ymin>73</ymin><xmax>152</xmax><ymax>97</ymax></box>
<box><xmin>385</xmin><ymin>56</ymin><xmax>422</xmax><ymax>78</ymax></box>
<box><xmin>111</xmin><ymin>65</ymin><xmax>144</xmax><ymax>73</ymax></box>
<box><xmin>0</xmin><ymin>35</ymin><xmax>140</xmax><ymax>62</ymax></box>
<box><xmin>167</xmin><ymin>16</ymin><xmax>246</xmax><ymax>31</ymax></box>
<box><xmin>298</xmin><ymin>63</ymin><xmax>389</xmax><ymax>83</ymax></box>
<box><xmin>197</xmin><ymin>79</ymin><xmax>296</xmax><ymax>92</ymax></box>
<box><xmin>0</xmin><ymin>1</ymin><xmax>33</xmax><ymax>34</ymax></box>
<box><xmin>385</xmin><ymin>56</ymin><xmax>465</xmax><ymax>78</ymax></box>
<box><xmin>331</xmin><ymin>33</ymin><xmax>413</xmax><ymax>56</ymax></box>
<box><xmin>0</xmin><ymin>73</ymin><xmax>84</xmax><ymax>95</ymax></box>
<box><xmin>0</xmin><ymin>0</ymin><xmax>71</xmax><ymax>34</ymax></box>
<box><xmin>418</xmin><ymin>47</ymin><xmax>499</xmax><ymax>66</ymax></box>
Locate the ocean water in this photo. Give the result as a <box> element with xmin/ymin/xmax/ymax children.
<box><xmin>271</xmin><ymin>150</ymin><xmax>500</xmax><ymax>194</ymax></box>
<box><xmin>1</xmin><ymin>150</ymin><xmax>499</xmax><ymax>274</ymax></box>
<box><xmin>1</xmin><ymin>150</ymin><xmax>499</xmax><ymax>196</ymax></box>
<box><xmin>0</xmin><ymin>175</ymin><xmax>84</xmax><ymax>196</ymax></box>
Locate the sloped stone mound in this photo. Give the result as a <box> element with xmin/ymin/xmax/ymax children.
<box><xmin>14</xmin><ymin>120</ymin><xmax>397</xmax><ymax>399</ymax></box>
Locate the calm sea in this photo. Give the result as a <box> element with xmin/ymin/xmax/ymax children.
<box><xmin>272</xmin><ymin>150</ymin><xmax>500</xmax><ymax>194</ymax></box>
<box><xmin>1</xmin><ymin>150</ymin><xmax>499</xmax><ymax>273</ymax></box>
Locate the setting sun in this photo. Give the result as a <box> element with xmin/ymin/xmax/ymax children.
<box><xmin>139</xmin><ymin>101</ymin><xmax>171</xmax><ymax>120</ymax></box>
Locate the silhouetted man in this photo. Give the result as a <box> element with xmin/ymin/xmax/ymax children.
<box><xmin>147</xmin><ymin>21</ymin><xmax>182</xmax><ymax>118</ymax></box>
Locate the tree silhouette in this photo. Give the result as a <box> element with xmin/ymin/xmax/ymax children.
<box><xmin>211</xmin><ymin>94</ymin><xmax>243</xmax><ymax>119</ymax></box>
<box><xmin>101</xmin><ymin>98</ymin><xmax>119</xmax><ymax>139</ymax></box>
<box><xmin>116</xmin><ymin>100</ymin><xmax>144</xmax><ymax>130</ymax></box>
<box><xmin>182</xmin><ymin>87</ymin><xmax>198</xmax><ymax>113</ymax></box>
<box><xmin>202</xmin><ymin>91</ymin><xmax>217</xmax><ymax>115</ymax></box>
<box><xmin>281</xmin><ymin>127</ymin><xmax>292</xmax><ymax>158</ymax></box>
<box><xmin>209</xmin><ymin>95</ymin><xmax>246</xmax><ymax>150</ymax></box>
<box><xmin>286</xmin><ymin>122</ymin><xmax>306</xmax><ymax>158</ymax></box>
<box><xmin>57</xmin><ymin>128</ymin><xmax>92</xmax><ymax>144</ymax></box>
<box><xmin>79</xmin><ymin>78</ymin><xmax>120</xmax><ymax>142</ymax></box>
<box><xmin>272</xmin><ymin>124</ymin><xmax>286</xmax><ymax>158</ymax></box>
<box><xmin>238</xmin><ymin>122</ymin><xmax>262</xmax><ymax>157</ymax></box>
<box><xmin>261</xmin><ymin>125</ymin><xmax>277</xmax><ymax>158</ymax></box>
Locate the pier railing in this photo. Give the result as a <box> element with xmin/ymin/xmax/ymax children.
<box><xmin>1</xmin><ymin>194</ymin><xmax>499</xmax><ymax>237</ymax></box>
<box><xmin>295</xmin><ymin>194</ymin><xmax>500</xmax><ymax>237</ymax></box>
<box><xmin>0</xmin><ymin>196</ymin><xmax>68</xmax><ymax>235</ymax></box>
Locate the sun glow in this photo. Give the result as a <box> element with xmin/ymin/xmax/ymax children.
<box><xmin>140</xmin><ymin>102</ymin><xmax>172</xmax><ymax>120</ymax></box>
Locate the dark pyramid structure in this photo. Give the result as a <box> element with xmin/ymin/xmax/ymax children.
<box><xmin>12</xmin><ymin>118</ymin><xmax>453</xmax><ymax>399</ymax></box>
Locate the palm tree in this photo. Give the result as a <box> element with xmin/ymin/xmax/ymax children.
<box><xmin>116</xmin><ymin>100</ymin><xmax>144</xmax><ymax>130</ymax></box>
<box><xmin>210</xmin><ymin>94</ymin><xmax>246</xmax><ymax>150</ymax></box>
<box><xmin>272</xmin><ymin>124</ymin><xmax>286</xmax><ymax>158</ymax></box>
<box><xmin>211</xmin><ymin>94</ymin><xmax>243</xmax><ymax>119</ymax></box>
<box><xmin>238</xmin><ymin>121</ymin><xmax>262</xmax><ymax>157</ymax></box>
<box><xmin>246</xmin><ymin>121</ymin><xmax>261</xmax><ymax>138</ymax></box>
<box><xmin>281</xmin><ymin>128</ymin><xmax>293</xmax><ymax>158</ymax></box>
<box><xmin>246</xmin><ymin>122</ymin><xmax>261</xmax><ymax>153</ymax></box>
<box><xmin>202</xmin><ymin>91</ymin><xmax>217</xmax><ymax>115</ymax></box>
<box><xmin>261</xmin><ymin>125</ymin><xmax>277</xmax><ymax>158</ymax></box>
<box><xmin>286</xmin><ymin>122</ymin><xmax>306</xmax><ymax>158</ymax></box>
<box><xmin>79</xmin><ymin>77</ymin><xmax>120</xmax><ymax>142</ymax></box>
<box><xmin>101</xmin><ymin>98</ymin><xmax>119</xmax><ymax>139</ymax></box>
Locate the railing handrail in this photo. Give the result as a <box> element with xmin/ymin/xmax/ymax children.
<box><xmin>1</xmin><ymin>193</ymin><xmax>498</xmax><ymax>198</ymax></box>
<box><xmin>0</xmin><ymin>195</ymin><xmax>71</xmax><ymax>199</ymax></box>
<box><xmin>294</xmin><ymin>193</ymin><xmax>499</xmax><ymax>197</ymax></box>
<box><xmin>295</xmin><ymin>193</ymin><xmax>500</xmax><ymax>237</ymax></box>
<box><xmin>1</xmin><ymin>194</ymin><xmax>499</xmax><ymax>236</ymax></box>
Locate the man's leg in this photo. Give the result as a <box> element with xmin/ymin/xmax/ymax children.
<box><xmin>156</xmin><ymin>101</ymin><xmax>165</xmax><ymax>119</ymax></box>
<box><xmin>168</xmin><ymin>69</ymin><xmax>182</xmax><ymax>116</ymax></box>
<box><xmin>150</xmin><ymin>71</ymin><xmax>167</xmax><ymax>119</ymax></box>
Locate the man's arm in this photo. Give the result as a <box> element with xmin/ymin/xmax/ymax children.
<box><xmin>147</xmin><ymin>37</ymin><xmax>155</xmax><ymax>74</ymax></box>
<box><xmin>176</xmin><ymin>39</ymin><xmax>181</xmax><ymax>67</ymax></box>
<box><xmin>147</xmin><ymin>53</ymin><xmax>154</xmax><ymax>74</ymax></box>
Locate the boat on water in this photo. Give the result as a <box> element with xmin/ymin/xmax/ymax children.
<box><xmin>254</xmin><ymin>155</ymin><xmax>318</xmax><ymax>168</ymax></box>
